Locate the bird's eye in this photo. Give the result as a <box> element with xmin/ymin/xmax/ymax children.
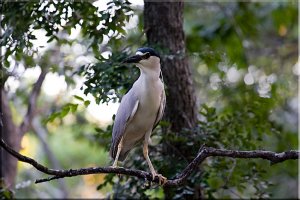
<box><xmin>142</xmin><ymin>52</ymin><xmax>151</xmax><ymax>59</ymax></box>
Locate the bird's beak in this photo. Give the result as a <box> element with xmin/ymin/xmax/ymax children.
<box><xmin>122</xmin><ymin>55</ymin><xmax>143</xmax><ymax>64</ymax></box>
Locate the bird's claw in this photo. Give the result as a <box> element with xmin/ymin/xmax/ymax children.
<box><xmin>151</xmin><ymin>172</ymin><xmax>167</xmax><ymax>186</ymax></box>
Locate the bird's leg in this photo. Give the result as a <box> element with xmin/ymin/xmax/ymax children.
<box><xmin>112</xmin><ymin>137</ymin><xmax>123</xmax><ymax>168</ymax></box>
<box><xmin>143</xmin><ymin>140</ymin><xmax>167</xmax><ymax>185</ymax></box>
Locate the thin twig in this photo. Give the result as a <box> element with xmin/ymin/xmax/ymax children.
<box><xmin>0</xmin><ymin>139</ymin><xmax>298</xmax><ymax>187</ymax></box>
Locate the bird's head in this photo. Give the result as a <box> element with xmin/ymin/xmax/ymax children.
<box><xmin>123</xmin><ymin>47</ymin><xmax>161</xmax><ymax>69</ymax></box>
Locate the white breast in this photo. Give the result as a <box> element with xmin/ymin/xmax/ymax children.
<box><xmin>122</xmin><ymin>75</ymin><xmax>164</xmax><ymax>150</ymax></box>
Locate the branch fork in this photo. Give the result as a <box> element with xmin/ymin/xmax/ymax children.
<box><xmin>0</xmin><ymin>139</ymin><xmax>298</xmax><ymax>187</ymax></box>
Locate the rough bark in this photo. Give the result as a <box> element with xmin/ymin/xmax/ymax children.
<box><xmin>144</xmin><ymin>1</ymin><xmax>197</xmax><ymax>132</ymax></box>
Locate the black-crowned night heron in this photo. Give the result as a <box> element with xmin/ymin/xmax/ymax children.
<box><xmin>110</xmin><ymin>47</ymin><xmax>166</xmax><ymax>184</ymax></box>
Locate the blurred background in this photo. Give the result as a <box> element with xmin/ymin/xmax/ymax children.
<box><xmin>1</xmin><ymin>0</ymin><xmax>298</xmax><ymax>199</ymax></box>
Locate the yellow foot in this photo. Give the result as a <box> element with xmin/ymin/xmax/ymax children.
<box><xmin>111</xmin><ymin>162</ymin><xmax>124</xmax><ymax>169</ymax></box>
<box><xmin>112</xmin><ymin>160</ymin><xmax>118</xmax><ymax>168</ymax></box>
<box><xmin>151</xmin><ymin>172</ymin><xmax>167</xmax><ymax>186</ymax></box>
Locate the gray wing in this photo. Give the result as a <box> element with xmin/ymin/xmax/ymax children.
<box><xmin>110</xmin><ymin>89</ymin><xmax>139</xmax><ymax>159</ymax></box>
<box><xmin>152</xmin><ymin>89</ymin><xmax>166</xmax><ymax>130</ymax></box>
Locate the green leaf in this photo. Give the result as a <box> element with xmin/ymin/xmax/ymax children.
<box><xmin>47</xmin><ymin>35</ymin><xmax>58</xmax><ymax>43</ymax></box>
<box><xmin>73</xmin><ymin>95</ymin><xmax>84</xmax><ymax>102</ymax></box>
<box><xmin>84</xmin><ymin>100</ymin><xmax>90</xmax><ymax>107</ymax></box>
<box><xmin>47</xmin><ymin>112</ymin><xmax>60</xmax><ymax>123</ymax></box>
<box><xmin>70</xmin><ymin>104</ymin><xmax>78</xmax><ymax>113</ymax></box>
<box><xmin>60</xmin><ymin>106</ymin><xmax>70</xmax><ymax>118</ymax></box>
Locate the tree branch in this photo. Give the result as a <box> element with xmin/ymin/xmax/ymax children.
<box><xmin>0</xmin><ymin>139</ymin><xmax>298</xmax><ymax>187</ymax></box>
<box><xmin>19</xmin><ymin>68</ymin><xmax>48</xmax><ymax>135</ymax></box>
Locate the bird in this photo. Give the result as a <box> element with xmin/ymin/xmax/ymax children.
<box><xmin>110</xmin><ymin>47</ymin><xmax>166</xmax><ymax>184</ymax></box>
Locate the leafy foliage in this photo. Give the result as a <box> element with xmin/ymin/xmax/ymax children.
<box><xmin>95</xmin><ymin>1</ymin><xmax>298</xmax><ymax>199</ymax></box>
<box><xmin>44</xmin><ymin>95</ymin><xmax>91</xmax><ymax>123</ymax></box>
<box><xmin>2</xmin><ymin>0</ymin><xmax>297</xmax><ymax>199</ymax></box>
<box><xmin>77</xmin><ymin>50</ymin><xmax>139</xmax><ymax>104</ymax></box>
<box><xmin>1</xmin><ymin>0</ymin><xmax>132</xmax><ymax>82</ymax></box>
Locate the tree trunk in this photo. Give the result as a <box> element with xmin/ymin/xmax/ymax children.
<box><xmin>0</xmin><ymin>89</ymin><xmax>21</xmax><ymax>188</ymax></box>
<box><xmin>144</xmin><ymin>0</ymin><xmax>197</xmax><ymax>132</ymax></box>
<box><xmin>0</xmin><ymin>68</ymin><xmax>47</xmax><ymax>189</ymax></box>
<box><xmin>144</xmin><ymin>2</ymin><xmax>199</xmax><ymax>198</ymax></box>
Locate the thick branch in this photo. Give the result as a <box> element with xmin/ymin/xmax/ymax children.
<box><xmin>0</xmin><ymin>139</ymin><xmax>298</xmax><ymax>187</ymax></box>
<box><xmin>19</xmin><ymin>68</ymin><xmax>48</xmax><ymax>135</ymax></box>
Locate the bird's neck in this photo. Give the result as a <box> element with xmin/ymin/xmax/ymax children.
<box><xmin>138</xmin><ymin>65</ymin><xmax>162</xmax><ymax>82</ymax></box>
